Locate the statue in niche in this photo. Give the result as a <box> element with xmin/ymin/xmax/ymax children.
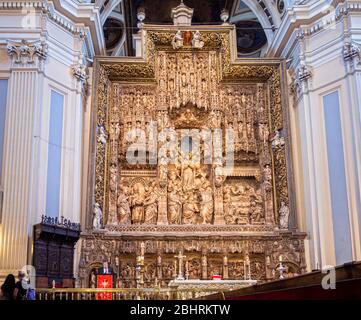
<box><xmin>168</xmin><ymin>169</ymin><xmax>182</xmax><ymax>224</ymax></box>
<box><xmin>117</xmin><ymin>185</ymin><xmax>131</xmax><ymax>225</ymax></box>
<box><xmin>97</xmin><ymin>126</ymin><xmax>107</xmax><ymax>145</ymax></box>
<box><xmin>263</xmin><ymin>165</ymin><xmax>273</xmax><ymax>191</ymax></box>
<box><xmin>258</xmin><ymin>123</ymin><xmax>269</xmax><ymax>145</ymax></box>
<box><xmin>162</xmin><ymin>263</ymin><xmax>175</xmax><ymax>279</ymax></box>
<box><xmin>109</xmin><ymin>164</ymin><xmax>117</xmax><ymax>193</ymax></box>
<box><xmin>271</xmin><ymin>130</ymin><xmax>285</xmax><ymax>149</ymax></box>
<box><xmin>130</xmin><ymin>182</ymin><xmax>146</xmax><ymax>224</ymax></box>
<box><xmin>144</xmin><ymin>183</ymin><xmax>158</xmax><ymax>224</ymax></box>
<box><xmin>199</xmin><ymin>185</ymin><xmax>214</xmax><ymax>224</ymax></box>
<box><xmin>196</xmin><ymin>169</ymin><xmax>213</xmax><ymax>224</ymax></box>
<box><xmin>144</xmin><ymin>263</ymin><xmax>157</xmax><ymax>282</ymax></box>
<box><xmin>89</xmin><ymin>271</ymin><xmax>97</xmax><ymax>288</ymax></box>
<box><xmin>188</xmin><ymin>259</ymin><xmax>201</xmax><ymax>279</ymax></box>
<box><xmin>279</xmin><ymin>202</ymin><xmax>290</xmax><ymax>229</ymax></box>
<box><xmin>249</xmin><ymin>193</ymin><xmax>264</xmax><ymax>223</ymax></box>
<box><xmin>109</xmin><ymin>121</ymin><xmax>120</xmax><ymax>141</ymax></box>
<box><xmin>92</xmin><ymin>203</ymin><xmax>103</xmax><ymax>229</ymax></box>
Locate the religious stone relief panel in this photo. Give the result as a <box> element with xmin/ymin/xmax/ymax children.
<box><xmin>103</xmin><ymin>50</ymin><xmax>277</xmax><ymax>229</ymax></box>
<box><xmin>82</xmin><ymin>26</ymin><xmax>306</xmax><ymax>289</ymax></box>
<box><xmin>78</xmin><ymin>237</ymin><xmax>306</xmax><ymax>287</ymax></box>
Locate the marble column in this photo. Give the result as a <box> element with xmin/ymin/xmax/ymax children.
<box><xmin>292</xmin><ymin>35</ymin><xmax>321</xmax><ymax>270</ymax></box>
<box><xmin>342</xmin><ymin>39</ymin><xmax>361</xmax><ymax>261</ymax></box>
<box><xmin>0</xmin><ymin>39</ymin><xmax>47</xmax><ymax>275</ymax></box>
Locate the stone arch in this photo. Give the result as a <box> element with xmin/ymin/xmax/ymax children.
<box><xmin>101</xmin><ymin>0</ymin><xmax>127</xmax><ymax>56</ymax></box>
<box><xmin>231</xmin><ymin>0</ymin><xmax>276</xmax><ymax>48</ymax></box>
<box><xmin>101</xmin><ymin>0</ymin><xmax>124</xmax><ymax>25</ymax></box>
<box><xmin>85</xmin><ymin>261</ymin><xmax>103</xmax><ymax>287</ymax></box>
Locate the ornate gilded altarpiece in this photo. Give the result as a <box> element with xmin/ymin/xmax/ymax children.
<box><xmin>79</xmin><ymin>25</ymin><xmax>306</xmax><ymax>288</ymax></box>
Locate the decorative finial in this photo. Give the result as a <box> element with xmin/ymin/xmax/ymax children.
<box><xmin>137</xmin><ymin>7</ymin><xmax>146</xmax><ymax>30</ymax></box>
<box><xmin>220</xmin><ymin>8</ymin><xmax>230</xmax><ymax>25</ymax></box>
<box><xmin>172</xmin><ymin>0</ymin><xmax>194</xmax><ymax>26</ymax></box>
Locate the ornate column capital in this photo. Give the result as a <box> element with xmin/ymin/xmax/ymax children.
<box><xmin>290</xmin><ymin>63</ymin><xmax>312</xmax><ymax>101</ymax></box>
<box><xmin>343</xmin><ymin>42</ymin><xmax>360</xmax><ymax>69</ymax></box>
<box><xmin>296</xmin><ymin>63</ymin><xmax>312</xmax><ymax>83</ymax></box>
<box><xmin>6</xmin><ymin>39</ymin><xmax>48</xmax><ymax>70</ymax></box>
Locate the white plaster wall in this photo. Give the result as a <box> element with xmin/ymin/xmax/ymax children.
<box><xmin>282</xmin><ymin>4</ymin><xmax>361</xmax><ymax>269</ymax></box>
<box><xmin>0</xmin><ymin>5</ymin><xmax>96</xmax><ymax>278</ymax></box>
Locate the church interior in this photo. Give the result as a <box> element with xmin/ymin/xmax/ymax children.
<box><xmin>0</xmin><ymin>0</ymin><xmax>361</xmax><ymax>300</ymax></box>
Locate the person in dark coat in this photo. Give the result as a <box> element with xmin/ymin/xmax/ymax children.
<box><xmin>13</xmin><ymin>271</ymin><xmax>29</xmax><ymax>300</ymax></box>
<box><xmin>0</xmin><ymin>274</ymin><xmax>16</xmax><ymax>300</ymax></box>
<box><xmin>98</xmin><ymin>260</ymin><xmax>113</xmax><ymax>275</ymax></box>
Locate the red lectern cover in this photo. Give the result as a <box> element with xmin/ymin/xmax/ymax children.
<box><xmin>97</xmin><ymin>275</ymin><xmax>113</xmax><ymax>300</ymax></box>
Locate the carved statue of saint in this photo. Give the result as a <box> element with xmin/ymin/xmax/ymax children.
<box><xmin>199</xmin><ymin>186</ymin><xmax>214</xmax><ymax>224</ymax></box>
<box><xmin>172</xmin><ymin>31</ymin><xmax>183</xmax><ymax>50</ymax></box>
<box><xmin>97</xmin><ymin>126</ymin><xmax>107</xmax><ymax>145</ymax></box>
<box><xmin>279</xmin><ymin>202</ymin><xmax>290</xmax><ymax>229</ymax></box>
<box><xmin>93</xmin><ymin>203</ymin><xmax>103</xmax><ymax>230</ymax></box>
<box><xmin>109</xmin><ymin>164</ymin><xmax>117</xmax><ymax>193</ymax></box>
<box><xmin>130</xmin><ymin>182</ymin><xmax>146</xmax><ymax>224</ymax></box>
<box><xmin>263</xmin><ymin>165</ymin><xmax>273</xmax><ymax>192</ymax></box>
<box><xmin>168</xmin><ymin>184</ymin><xmax>182</xmax><ymax>224</ymax></box>
<box><xmin>117</xmin><ymin>186</ymin><xmax>131</xmax><ymax>225</ymax></box>
<box><xmin>90</xmin><ymin>271</ymin><xmax>96</xmax><ymax>289</ymax></box>
<box><xmin>109</xmin><ymin>122</ymin><xmax>120</xmax><ymax>141</ymax></box>
<box><xmin>183</xmin><ymin>192</ymin><xmax>199</xmax><ymax>224</ymax></box>
<box><xmin>249</xmin><ymin>200</ymin><xmax>262</xmax><ymax>223</ymax></box>
<box><xmin>144</xmin><ymin>184</ymin><xmax>158</xmax><ymax>225</ymax></box>
<box><xmin>192</xmin><ymin>31</ymin><xmax>204</xmax><ymax>49</ymax></box>
<box><xmin>271</xmin><ymin>130</ymin><xmax>285</xmax><ymax>149</ymax></box>
<box><xmin>182</xmin><ymin>161</ymin><xmax>195</xmax><ymax>192</ymax></box>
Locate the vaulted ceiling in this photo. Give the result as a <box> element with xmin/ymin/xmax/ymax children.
<box><xmin>99</xmin><ymin>0</ymin><xmax>286</xmax><ymax>57</ymax></box>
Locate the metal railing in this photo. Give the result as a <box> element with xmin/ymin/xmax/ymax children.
<box><xmin>35</xmin><ymin>288</ymin><xmax>226</xmax><ymax>300</ymax></box>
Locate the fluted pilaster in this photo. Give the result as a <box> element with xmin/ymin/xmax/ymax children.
<box><xmin>0</xmin><ymin>39</ymin><xmax>46</xmax><ymax>274</ymax></box>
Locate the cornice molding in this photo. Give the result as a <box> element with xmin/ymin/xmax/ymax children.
<box><xmin>269</xmin><ymin>0</ymin><xmax>361</xmax><ymax>56</ymax></box>
<box><xmin>0</xmin><ymin>1</ymin><xmax>101</xmax><ymax>56</ymax></box>
<box><xmin>0</xmin><ymin>1</ymin><xmax>87</xmax><ymax>37</ymax></box>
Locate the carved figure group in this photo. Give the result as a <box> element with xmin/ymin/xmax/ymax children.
<box><xmin>167</xmin><ymin>165</ymin><xmax>214</xmax><ymax>225</ymax></box>
<box><xmin>223</xmin><ymin>183</ymin><xmax>264</xmax><ymax>225</ymax></box>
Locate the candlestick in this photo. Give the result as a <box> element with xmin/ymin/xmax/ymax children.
<box><xmin>173</xmin><ymin>260</ymin><xmax>177</xmax><ymax>278</ymax></box>
<box><xmin>140</xmin><ymin>242</ymin><xmax>145</xmax><ymax>257</ymax></box>
<box><xmin>243</xmin><ymin>261</ymin><xmax>246</xmax><ymax>280</ymax></box>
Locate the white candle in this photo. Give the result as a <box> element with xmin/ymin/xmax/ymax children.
<box><xmin>140</xmin><ymin>242</ymin><xmax>145</xmax><ymax>256</ymax></box>
<box><xmin>279</xmin><ymin>255</ymin><xmax>283</xmax><ymax>263</ymax></box>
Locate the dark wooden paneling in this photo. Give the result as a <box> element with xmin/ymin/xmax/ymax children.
<box><xmin>33</xmin><ymin>223</ymin><xmax>80</xmax><ymax>288</ymax></box>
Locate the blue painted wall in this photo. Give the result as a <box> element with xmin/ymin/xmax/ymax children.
<box><xmin>323</xmin><ymin>91</ymin><xmax>353</xmax><ymax>265</ymax></box>
<box><xmin>0</xmin><ymin>79</ymin><xmax>8</xmax><ymax>181</ymax></box>
<box><xmin>46</xmin><ymin>90</ymin><xmax>64</xmax><ymax>218</ymax></box>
